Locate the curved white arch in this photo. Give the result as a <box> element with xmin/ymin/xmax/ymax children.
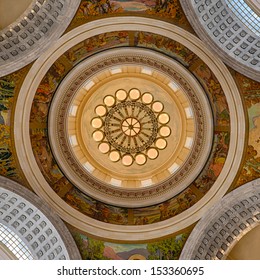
<box><xmin>180</xmin><ymin>179</ymin><xmax>260</xmax><ymax>260</ymax></box>
<box><xmin>0</xmin><ymin>176</ymin><xmax>81</xmax><ymax>259</ymax></box>
<box><xmin>0</xmin><ymin>0</ymin><xmax>81</xmax><ymax>76</ymax></box>
<box><xmin>181</xmin><ymin>0</ymin><xmax>260</xmax><ymax>82</ymax></box>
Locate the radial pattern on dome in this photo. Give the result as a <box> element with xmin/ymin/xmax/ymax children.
<box><xmin>91</xmin><ymin>88</ymin><xmax>170</xmax><ymax>166</ymax></box>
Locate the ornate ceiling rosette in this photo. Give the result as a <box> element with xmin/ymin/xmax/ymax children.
<box><xmin>14</xmin><ymin>18</ymin><xmax>245</xmax><ymax>241</ymax></box>
<box><xmin>48</xmin><ymin>48</ymin><xmax>212</xmax><ymax>207</ymax></box>
<box><xmin>93</xmin><ymin>88</ymin><xmax>169</xmax><ymax>165</ymax></box>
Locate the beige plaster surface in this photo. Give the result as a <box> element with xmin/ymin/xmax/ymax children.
<box><xmin>0</xmin><ymin>0</ymin><xmax>32</xmax><ymax>29</ymax></box>
<box><xmin>0</xmin><ymin>243</ymin><xmax>17</xmax><ymax>260</ymax></box>
<box><xmin>228</xmin><ymin>225</ymin><xmax>260</xmax><ymax>260</ymax></box>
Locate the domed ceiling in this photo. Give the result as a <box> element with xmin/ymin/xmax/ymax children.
<box><xmin>0</xmin><ymin>0</ymin><xmax>259</xmax><ymax>259</ymax></box>
<box><xmin>14</xmin><ymin>16</ymin><xmax>245</xmax><ymax>242</ymax></box>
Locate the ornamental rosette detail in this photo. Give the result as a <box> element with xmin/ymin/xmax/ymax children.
<box><xmin>91</xmin><ymin>88</ymin><xmax>171</xmax><ymax>166</ymax></box>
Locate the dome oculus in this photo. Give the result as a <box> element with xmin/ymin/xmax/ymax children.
<box><xmin>91</xmin><ymin>88</ymin><xmax>170</xmax><ymax>166</ymax></box>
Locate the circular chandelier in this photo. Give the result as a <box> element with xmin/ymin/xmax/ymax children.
<box><xmin>91</xmin><ymin>88</ymin><xmax>171</xmax><ymax>166</ymax></box>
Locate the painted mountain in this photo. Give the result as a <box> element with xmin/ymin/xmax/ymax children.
<box><xmin>103</xmin><ymin>246</ymin><xmax>123</xmax><ymax>260</ymax></box>
<box><xmin>117</xmin><ymin>248</ymin><xmax>149</xmax><ymax>259</ymax></box>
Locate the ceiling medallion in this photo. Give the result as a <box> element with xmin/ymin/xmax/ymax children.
<box><xmin>92</xmin><ymin>88</ymin><xmax>170</xmax><ymax>166</ymax></box>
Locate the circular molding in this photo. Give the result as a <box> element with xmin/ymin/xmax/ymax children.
<box><xmin>181</xmin><ymin>0</ymin><xmax>260</xmax><ymax>82</ymax></box>
<box><xmin>14</xmin><ymin>17</ymin><xmax>245</xmax><ymax>241</ymax></box>
<box><xmin>180</xmin><ymin>179</ymin><xmax>260</xmax><ymax>260</ymax></box>
<box><xmin>0</xmin><ymin>176</ymin><xmax>81</xmax><ymax>260</ymax></box>
<box><xmin>0</xmin><ymin>0</ymin><xmax>81</xmax><ymax>77</ymax></box>
<box><xmin>48</xmin><ymin>47</ymin><xmax>212</xmax><ymax>207</ymax></box>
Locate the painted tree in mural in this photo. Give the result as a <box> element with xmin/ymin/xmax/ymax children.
<box><xmin>237</xmin><ymin>145</ymin><xmax>260</xmax><ymax>186</ymax></box>
<box><xmin>0</xmin><ymin>79</ymin><xmax>15</xmax><ymax>99</ymax></box>
<box><xmin>147</xmin><ymin>234</ymin><xmax>188</xmax><ymax>260</ymax></box>
<box><xmin>84</xmin><ymin>239</ymin><xmax>107</xmax><ymax>260</ymax></box>
<box><xmin>80</xmin><ymin>0</ymin><xmax>121</xmax><ymax>16</ymax></box>
<box><xmin>0</xmin><ymin>78</ymin><xmax>16</xmax><ymax>178</ymax></box>
<box><xmin>149</xmin><ymin>0</ymin><xmax>183</xmax><ymax>20</ymax></box>
<box><xmin>156</xmin><ymin>0</ymin><xmax>168</xmax><ymax>8</ymax></box>
<box><xmin>73</xmin><ymin>234</ymin><xmax>109</xmax><ymax>260</ymax></box>
<box><xmin>235</xmin><ymin>74</ymin><xmax>260</xmax><ymax>187</ymax></box>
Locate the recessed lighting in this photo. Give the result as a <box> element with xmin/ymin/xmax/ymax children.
<box><xmin>83</xmin><ymin>80</ymin><xmax>95</xmax><ymax>91</ymax></box>
<box><xmin>185</xmin><ymin>137</ymin><xmax>193</xmax><ymax>149</ymax></box>
<box><xmin>116</xmin><ymin>89</ymin><xmax>127</xmax><ymax>101</ymax></box>
<box><xmin>104</xmin><ymin>95</ymin><xmax>116</xmax><ymax>107</ymax></box>
<box><xmin>93</xmin><ymin>131</ymin><xmax>104</xmax><ymax>142</ymax></box>
<box><xmin>91</xmin><ymin>118</ymin><xmax>103</xmax><ymax>129</ymax></box>
<box><xmin>155</xmin><ymin>138</ymin><xmax>167</xmax><ymax>150</ymax></box>
<box><xmin>129</xmin><ymin>89</ymin><xmax>141</xmax><ymax>100</ymax></box>
<box><xmin>185</xmin><ymin>107</ymin><xmax>194</xmax><ymax>119</ymax></box>
<box><xmin>136</xmin><ymin>154</ymin><xmax>147</xmax><ymax>165</ymax></box>
<box><xmin>168</xmin><ymin>163</ymin><xmax>180</xmax><ymax>174</ymax></box>
<box><xmin>152</xmin><ymin>101</ymin><xmax>163</xmax><ymax>113</ymax></box>
<box><xmin>109</xmin><ymin>151</ymin><xmax>120</xmax><ymax>162</ymax></box>
<box><xmin>158</xmin><ymin>113</ymin><xmax>170</xmax><ymax>124</ymax></box>
<box><xmin>98</xmin><ymin>142</ymin><xmax>110</xmax><ymax>154</ymax></box>
<box><xmin>142</xmin><ymin>92</ymin><xmax>153</xmax><ymax>104</ymax></box>
<box><xmin>95</xmin><ymin>105</ymin><xmax>107</xmax><ymax>117</ymax></box>
<box><xmin>168</xmin><ymin>81</ymin><xmax>179</xmax><ymax>91</ymax></box>
<box><xmin>122</xmin><ymin>155</ymin><xmax>133</xmax><ymax>166</ymax></box>
<box><xmin>69</xmin><ymin>135</ymin><xmax>78</xmax><ymax>147</ymax></box>
<box><xmin>159</xmin><ymin>126</ymin><xmax>171</xmax><ymax>137</ymax></box>
<box><xmin>147</xmin><ymin>148</ymin><xmax>159</xmax><ymax>159</ymax></box>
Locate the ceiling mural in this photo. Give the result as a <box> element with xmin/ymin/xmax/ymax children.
<box><xmin>0</xmin><ymin>76</ymin><xmax>15</xmax><ymax>177</ymax></box>
<box><xmin>234</xmin><ymin>73</ymin><xmax>260</xmax><ymax>189</ymax></box>
<box><xmin>71</xmin><ymin>228</ymin><xmax>191</xmax><ymax>260</ymax></box>
<box><xmin>0</xmin><ymin>68</ymin><xmax>30</xmax><ymax>183</ymax></box>
<box><xmin>0</xmin><ymin>0</ymin><xmax>259</xmax><ymax>259</ymax></box>
<box><xmin>75</xmin><ymin>0</ymin><xmax>186</xmax><ymax>21</ymax></box>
